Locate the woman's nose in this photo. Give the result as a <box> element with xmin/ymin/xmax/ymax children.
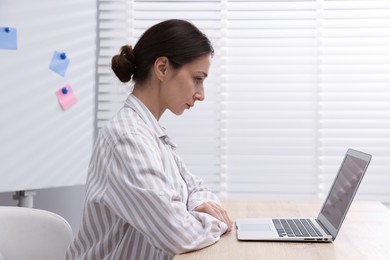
<box><xmin>195</xmin><ymin>86</ymin><xmax>205</xmax><ymax>101</ymax></box>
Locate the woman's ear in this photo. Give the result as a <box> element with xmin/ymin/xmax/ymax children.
<box><xmin>154</xmin><ymin>56</ymin><xmax>169</xmax><ymax>81</ymax></box>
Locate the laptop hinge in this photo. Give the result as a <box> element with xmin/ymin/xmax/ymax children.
<box><xmin>316</xmin><ymin>219</ymin><xmax>332</xmax><ymax>236</ymax></box>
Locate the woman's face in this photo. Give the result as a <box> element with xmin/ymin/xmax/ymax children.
<box><xmin>162</xmin><ymin>54</ymin><xmax>211</xmax><ymax>115</ymax></box>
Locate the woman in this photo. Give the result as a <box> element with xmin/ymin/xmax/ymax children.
<box><xmin>65</xmin><ymin>19</ymin><xmax>232</xmax><ymax>260</ymax></box>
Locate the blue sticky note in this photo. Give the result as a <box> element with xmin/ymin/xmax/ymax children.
<box><xmin>49</xmin><ymin>51</ymin><xmax>70</xmax><ymax>77</ymax></box>
<box><xmin>0</xmin><ymin>27</ymin><xmax>17</xmax><ymax>50</ymax></box>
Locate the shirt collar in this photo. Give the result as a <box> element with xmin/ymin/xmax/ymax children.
<box><xmin>124</xmin><ymin>94</ymin><xmax>177</xmax><ymax>149</ymax></box>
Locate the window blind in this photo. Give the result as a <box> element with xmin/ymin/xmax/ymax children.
<box><xmin>318</xmin><ymin>0</ymin><xmax>390</xmax><ymax>204</ymax></box>
<box><xmin>97</xmin><ymin>0</ymin><xmax>390</xmax><ymax>205</ymax></box>
<box><xmin>224</xmin><ymin>0</ymin><xmax>319</xmax><ymax>199</ymax></box>
<box><xmin>97</xmin><ymin>0</ymin><xmax>131</xmax><ymax>129</ymax></box>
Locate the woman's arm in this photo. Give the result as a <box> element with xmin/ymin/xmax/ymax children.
<box><xmin>103</xmin><ymin>131</ymin><xmax>227</xmax><ymax>255</ymax></box>
<box><xmin>173</xmin><ymin>152</ymin><xmax>233</xmax><ymax>232</ymax></box>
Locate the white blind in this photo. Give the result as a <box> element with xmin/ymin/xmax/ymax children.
<box><xmin>318</xmin><ymin>0</ymin><xmax>390</xmax><ymax>203</ymax></box>
<box><xmin>224</xmin><ymin>0</ymin><xmax>319</xmax><ymax>200</ymax></box>
<box><xmin>97</xmin><ymin>0</ymin><xmax>390</xmax><ymax>205</ymax></box>
<box><xmin>97</xmin><ymin>0</ymin><xmax>131</xmax><ymax>129</ymax></box>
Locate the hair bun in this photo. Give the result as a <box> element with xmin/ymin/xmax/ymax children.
<box><xmin>111</xmin><ymin>45</ymin><xmax>135</xmax><ymax>83</ymax></box>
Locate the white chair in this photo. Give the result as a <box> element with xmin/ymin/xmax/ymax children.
<box><xmin>0</xmin><ymin>206</ymin><xmax>73</xmax><ymax>260</ymax></box>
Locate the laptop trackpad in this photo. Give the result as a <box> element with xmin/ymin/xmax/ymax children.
<box><xmin>240</xmin><ymin>224</ymin><xmax>271</xmax><ymax>232</ymax></box>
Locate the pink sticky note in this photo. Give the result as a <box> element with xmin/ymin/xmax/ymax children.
<box><xmin>56</xmin><ymin>84</ymin><xmax>77</xmax><ymax>110</ymax></box>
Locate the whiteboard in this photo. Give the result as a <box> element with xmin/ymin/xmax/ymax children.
<box><xmin>0</xmin><ymin>0</ymin><xmax>96</xmax><ymax>192</ymax></box>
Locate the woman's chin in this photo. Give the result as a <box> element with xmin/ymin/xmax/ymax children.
<box><xmin>169</xmin><ymin>108</ymin><xmax>185</xmax><ymax>116</ymax></box>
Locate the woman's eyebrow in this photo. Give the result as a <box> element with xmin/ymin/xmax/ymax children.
<box><xmin>196</xmin><ymin>71</ymin><xmax>208</xmax><ymax>78</ymax></box>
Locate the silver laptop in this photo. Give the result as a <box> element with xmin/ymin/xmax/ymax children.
<box><xmin>236</xmin><ymin>148</ymin><xmax>371</xmax><ymax>242</ymax></box>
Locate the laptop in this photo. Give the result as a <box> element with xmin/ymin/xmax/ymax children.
<box><xmin>236</xmin><ymin>148</ymin><xmax>372</xmax><ymax>242</ymax></box>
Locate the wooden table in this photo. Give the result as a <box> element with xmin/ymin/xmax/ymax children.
<box><xmin>174</xmin><ymin>200</ymin><xmax>390</xmax><ymax>260</ymax></box>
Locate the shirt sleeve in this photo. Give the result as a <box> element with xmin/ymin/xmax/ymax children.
<box><xmin>172</xmin><ymin>151</ymin><xmax>222</xmax><ymax>211</ymax></box>
<box><xmin>103</xmin><ymin>129</ymin><xmax>227</xmax><ymax>255</ymax></box>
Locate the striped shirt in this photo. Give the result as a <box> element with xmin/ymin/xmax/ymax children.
<box><xmin>65</xmin><ymin>94</ymin><xmax>227</xmax><ymax>260</ymax></box>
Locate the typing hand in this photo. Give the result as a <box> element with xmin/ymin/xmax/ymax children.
<box><xmin>194</xmin><ymin>201</ymin><xmax>233</xmax><ymax>233</ymax></box>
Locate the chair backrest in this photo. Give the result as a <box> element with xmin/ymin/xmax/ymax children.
<box><xmin>0</xmin><ymin>206</ymin><xmax>73</xmax><ymax>260</ymax></box>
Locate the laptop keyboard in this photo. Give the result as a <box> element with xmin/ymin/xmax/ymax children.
<box><xmin>272</xmin><ymin>218</ymin><xmax>323</xmax><ymax>237</ymax></box>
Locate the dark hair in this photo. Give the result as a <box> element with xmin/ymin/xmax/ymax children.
<box><xmin>111</xmin><ymin>19</ymin><xmax>214</xmax><ymax>84</ymax></box>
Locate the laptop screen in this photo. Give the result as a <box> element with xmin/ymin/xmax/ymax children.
<box><xmin>320</xmin><ymin>153</ymin><xmax>369</xmax><ymax>230</ymax></box>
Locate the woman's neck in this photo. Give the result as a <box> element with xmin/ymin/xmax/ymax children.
<box><xmin>132</xmin><ymin>81</ymin><xmax>165</xmax><ymax>121</ymax></box>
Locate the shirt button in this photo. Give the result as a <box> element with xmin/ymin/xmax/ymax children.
<box><xmin>159</xmin><ymin>191</ymin><xmax>165</xmax><ymax>196</ymax></box>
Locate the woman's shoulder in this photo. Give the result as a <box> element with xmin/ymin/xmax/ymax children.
<box><xmin>100</xmin><ymin>107</ymin><xmax>155</xmax><ymax>146</ymax></box>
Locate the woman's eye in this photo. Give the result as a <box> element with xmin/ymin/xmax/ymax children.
<box><xmin>194</xmin><ymin>77</ymin><xmax>202</xmax><ymax>84</ymax></box>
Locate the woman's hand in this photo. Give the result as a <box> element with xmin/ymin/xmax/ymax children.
<box><xmin>194</xmin><ymin>201</ymin><xmax>233</xmax><ymax>233</ymax></box>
